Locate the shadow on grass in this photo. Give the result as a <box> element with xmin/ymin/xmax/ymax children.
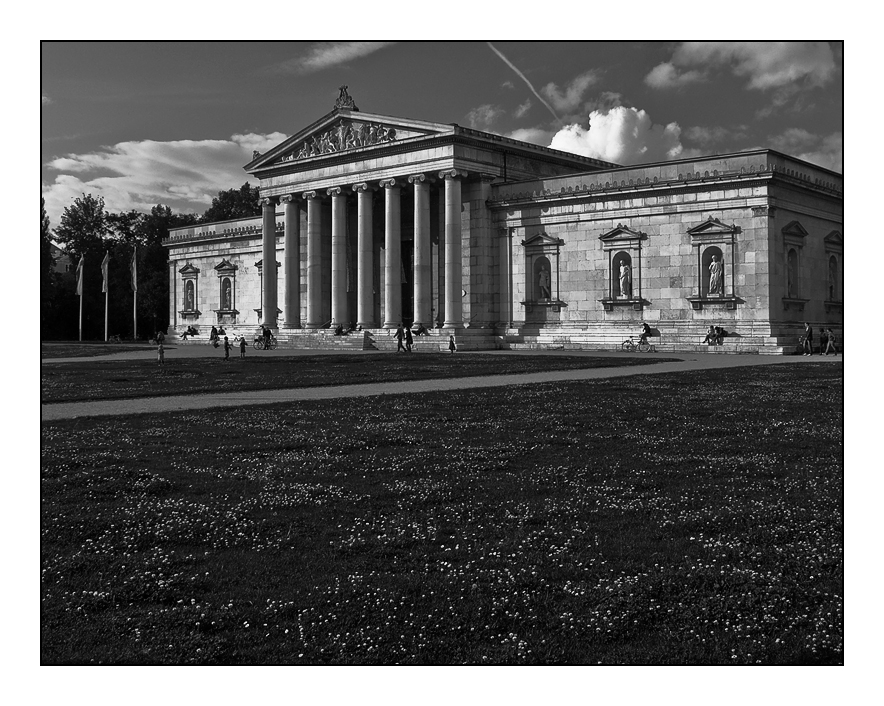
<box><xmin>41</xmin><ymin>364</ymin><xmax>842</xmax><ymax>665</ymax></box>
<box><xmin>41</xmin><ymin>354</ymin><xmax>679</xmax><ymax>403</ymax></box>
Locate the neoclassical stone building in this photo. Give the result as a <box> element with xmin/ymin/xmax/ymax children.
<box><xmin>165</xmin><ymin>89</ymin><xmax>843</xmax><ymax>353</ymax></box>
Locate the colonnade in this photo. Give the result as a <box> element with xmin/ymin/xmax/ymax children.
<box><xmin>260</xmin><ymin>170</ymin><xmax>466</xmax><ymax>330</ymax></box>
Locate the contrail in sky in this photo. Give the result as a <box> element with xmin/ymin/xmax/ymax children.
<box><xmin>487</xmin><ymin>42</ymin><xmax>562</xmax><ymax>125</ymax></box>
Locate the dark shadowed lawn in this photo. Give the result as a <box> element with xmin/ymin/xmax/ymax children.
<box><xmin>41</xmin><ymin>353</ymin><xmax>678</xmax><ymax>403</ymax></box>
<box><xmin>41</xmin><ymin>364</ymin><xmax>842</xmax><ymax>664</ymax></box>
<box><xmin>42</xmin><ymin>342</ymin><xmax>154</xmax><ymax>359</ymax></box>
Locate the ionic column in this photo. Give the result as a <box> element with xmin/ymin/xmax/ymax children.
<box><xmin>440</xmin><ymin>170</ymin><xmax>466</xmax><ymax>328</ymax></box>
<box><xmin>380</xmin><ymin>178</ymin><xmax>402</xmax><ymax>328</ymax></box>
<box><xmin>260</xmin><ymin>197</ymin><xmax>278</xmax><ymax>329</ymax></box>
<box><xmin>303</xmin><ymin>190</ymin><xmax>323</xmax><ymax>328</ymax></box>
<box><xmin>280</xmin><ymin>194</ymin><xmax>301</xmax><ymax>328</ymax></box>
<box><xmin>353</xmin><ymin>182</ymin><xmax>375</xmax><ymax>328</ymax></box>
<box><xmin>328</xmin><ymin>187</ymin><xmax>348</xmax><ymax>327</ymax></box>
<box><xmin>409</xmin><ymin>173</ymin><xmax>432</xmax><ymax>328</ymax></box>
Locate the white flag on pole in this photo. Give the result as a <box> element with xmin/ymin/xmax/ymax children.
<box><xmin>76</xmin><ymin>255</ymin><xmax>84</xmax><ymax>296</ymax></box>
<box><xmin>130</xmin><ymin>246</ymin><xmax>137</xmax><ymax>292</ymax></box>
<box><xmin>101</xmin><ymin>251</ymin><xmax>110</xmax><ymax>293</ymax></box>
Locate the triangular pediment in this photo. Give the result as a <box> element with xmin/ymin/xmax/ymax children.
<box><xmin>178</xmin><ymin>263</ymin><xmax>200</xmax><ymax>275</ymax></box>
<box><xmin>599</xmin><ymin>224</ymin><xmax>646</xmax><ymax>242</ymax></box>
<box><xmin>782</xmin><ymin>220</ymin><xmax>809</xmax><ymax>238</ymax></box>
<box><xmin>521</xmin><ymin>232</ymin><xmax>564</xmax><ymax>247</ymax></box>
<box><xmin>824</xmin><ymin>230</ymin><xmax>843</xmax><ymax>246</ymax></box>
<box><xmin>686</xmin><ymin>216</ymin><xmax>737</xmax><ymax>236</ymax></box>
<box><xmin>246</xmin><ymin>109</ymin><xmax>453</xmax><ymax>171</ymax></box>
<box><xmin>214</xmin><ymin>259</ymin><xmax>238</xmax><ymax>273</ymax></box>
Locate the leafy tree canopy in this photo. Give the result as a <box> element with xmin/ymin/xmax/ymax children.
<box><xmin>53</xmin><ymin>193</ymin><xmax>109</xmax><ymax>260</ymax></box>
<box><xmin>200</xmin><ymin>182</ymin><xmax>261</xmax><ymax>224</ymax></box>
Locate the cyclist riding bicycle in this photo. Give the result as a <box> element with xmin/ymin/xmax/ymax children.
<box><xmin>639</xmin><ymin>322</ymin><xmax>652</xmax><ymax>345</ymax></box>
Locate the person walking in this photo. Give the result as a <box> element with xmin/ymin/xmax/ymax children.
<box><xmin>223</xmin><ymin>336</ymin><xmax>231</xmax><ymax>361</ymax></box>
<box><xmin>803</xmin><ymin>322</ymin><xmax>814</xmax><ymax>356</ymax></box>
<box><xmin>395</xmin><ymin>325</ymin><xmax>406</xmax><ymax>353</ymax></box>
<box><xmin>824</xmin><ymin>328</ymin><xmax>838</xmax><ymax>355</ymax></box>
<box><xmin>448</xmin><ymin>333</ymin><xmax>457</xmax><ymax>354</ymax></box>
<box><xmin>157</xmin><ymin>338</ymin><xmax>165</xmax><ymax>365</ymax></box>
<box><xmin>405</xmin><ymin>326</ymin><xmax>414</xmax><ymax>353</ymax></box>
<box><xmin>239</xmin><ymin>335</ymin><xmax>247</xmax><ymax>359</ymax></box>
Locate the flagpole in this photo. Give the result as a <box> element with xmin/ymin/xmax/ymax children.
<box><xmin>79</xmin><ymin>291</ymin><xmax>83</xmax><ymax>342</ymax></box>
<box><xmin>105</xmin><ymin>287</ymin><xmax>109</xmax><ymax>342</ymax></box>
<box><xmin>131</xmin><ymin>246</ymin><xmax>138</xmax><ymax>340</ymax></box>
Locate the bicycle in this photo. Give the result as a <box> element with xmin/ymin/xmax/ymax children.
<box><xmin>108</xmin><ymin>334</ymin><xmax>122</xmax><ymax>344</ymax></box>
<box><xmin>621</xmin><ymin>335</ymin><xmax>653</xmax><ymax>353</ymax></box>
<box><xmin>253</xmin><ymin>334</ymin><xmax>278</xmax><ymax>350</ymax></box>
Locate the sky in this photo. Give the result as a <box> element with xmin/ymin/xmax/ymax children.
<box><xmin>41</xmin><ymin>41</ymin><xmax>843</xmax><ymax>227</ymax></box>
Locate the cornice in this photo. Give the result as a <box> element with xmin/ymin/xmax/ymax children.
<box><xmin>489</xmin><ymin>160</ymin><xmax>841</xmax><ymax>209</ymax></box>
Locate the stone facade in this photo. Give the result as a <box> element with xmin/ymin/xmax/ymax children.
<box><xmin>165</xmin><ymin>93</ymin><xmax>842</xmax><ymax>353</ymax></box>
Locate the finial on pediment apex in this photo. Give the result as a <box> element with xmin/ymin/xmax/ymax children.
<box><xmin>253</xmin><ymin>150</ymin><xmax>262</xmax><ymax>160</ymax></box>
<box><xmin>335</xmin><ymin>85</ymin><xmax>359</xmax><ymax>111</ymax></box>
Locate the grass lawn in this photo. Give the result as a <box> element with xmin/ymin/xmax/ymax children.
<box><xmin>42</xmin><ymin>342</ymin><xmax>154</xmax><ymax>359</ymax></box>
<box><xmin>41</xmin><ymin>353</ymin><xmax>677</xmax><ymax>403</ymax></box>
<box><xmin>41</xmin><ymin>364</ymin><xmax>842</xmax><ymax>665</ymax></box>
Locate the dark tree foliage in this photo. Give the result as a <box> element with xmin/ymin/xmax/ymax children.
<box><xmin>51</xmin><ymin>194</ymin><xmax>111</xmax><ymax>339</ymax></box>
<box><xmin>53</xmin><ymin>193</ymin><xmax>109</xmax><ymax>260</ymax></box>
<box><xmin>199</xmin><ymin>182</ymin><xmax>261</xmax><ymax>223</ymax></box>
<box><xmin>41</xmin><ymin>197</ymin><xmax>63</xmax><ymax>338</ymax></box>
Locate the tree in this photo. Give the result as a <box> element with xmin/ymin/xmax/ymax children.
<box><xmin>41</xmin><ymin>197</ymin><xmax>60</xmax><ymax>338</ymax></box>
<box><xmin>54</xmin><ymin>194</ymin><xmax>110</xmax><ymax>339</ymax></box>
<box><xmin>54</xmin><ymin>193</ymin><xmax>109</xmax><ymax>260</ymax></box>
<box><xmin>200</xmin><ymin>182</ymin><xmax>261</xmax><ymax>223</ymax></box>
<box><xmin>133</xmin><ymin>205</ymin><xmax>198</xmax><ymax>336</ymax></box>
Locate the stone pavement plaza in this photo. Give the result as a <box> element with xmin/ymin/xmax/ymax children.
<box><xmin>41</xmin><ymin>345</ymin><xmax>840</xmax><ymax>421</ymax></box>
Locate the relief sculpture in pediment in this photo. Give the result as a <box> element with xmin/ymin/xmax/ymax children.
<box><xmin>278</xmin><ymin>120</ymin><xmax>398</xmax><ymax>163</ymax></box>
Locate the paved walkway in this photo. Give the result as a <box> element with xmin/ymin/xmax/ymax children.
<box><xmin>41</xmin><ymin>349</ymin><xmax>840</xmax><ymax>421</ymax></box>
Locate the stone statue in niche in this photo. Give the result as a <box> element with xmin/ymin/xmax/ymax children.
<box><xmin>708</xmin><ymin>255</ymin><xmax>723</xmax><ymax>295</ymax></box>
<box><xmin>223</xmin><ymin>281</ymin><xmax>232</xmax><ymax>310</ymax></box>
<box><xmin>619</xmin><ymin>260</ymin><xmax>632</xmax><ymax>298</ymax></box>
<box><xmin>185</xmin><ymin>283</ymin><xmax>194</xmax><ymax>310</ymax></box>
<box><xmin>538</xmin><ymin>268</ymin><xmax>551</xmax><ymax>299</ymax></box>
<box><xmin>828</xmin><ymin>259</ymin><xmax>836</xmax><ymax>300</ymax></box>
<box><xmin>787</xmin><ymin>255</ymin><xmax>796</xmax><ymax>298</ymax></box>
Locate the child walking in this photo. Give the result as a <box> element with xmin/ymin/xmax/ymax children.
<box><xmin>239</xmin><ymin>335</ymin><xmax>247</xmax><ymax>359</ymax></box>
<box><xmin>448</xmin><ymin>334</ymin><xmax>457</xmax><ymax>354</ymax></box>
<box><xmin>223</xmin><ymin>336</ymin><xmax>231</xmax><ymax>361</ymax></box>
<box><xmin>157</xmin><ymin>339</ymin><xmax>165</xmax><ymax>365</ymax></box>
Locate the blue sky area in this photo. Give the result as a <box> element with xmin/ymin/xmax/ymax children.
<box><xmin>41</xmin><ymin>41</ymin><xmax>842</xmax><ymax>225</ymax></box>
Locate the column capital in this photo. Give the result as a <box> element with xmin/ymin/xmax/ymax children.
<box><xmin>407</xmin><ymin>173</ymin><xmax>436</xmax><ymax>185</ymax></box>
<box><xmin>279</xmin><ymin>193</ymin><xmax>301</xmax><ymax>204</ymax></box>
<box><xmin>379</xmin><ymin>178</ymin><xmax>402</xmax><ymax>189</ymax></box>
<box><xmin>259</xmin><ymin>197</ymin><xmax>276</xmax><ymax>207</ymax></box>
<box><xmin>438</xmin><ymin>169</ymin><xmax>468</xmax><ymax>181</ymax></box>
<box><xmin>302</xmin><ymin>190</ymin><xmax>319</xmax><ymax>200</ymax></box>
<box><xmin>327</xmin><ymin>186</ymin><xmax>344</xmax><ymax>197</ymax></box>
<box><xmin>352</xmin><ymin>182</ymin><xmax>376</xmax><ymax>193</ymax></box>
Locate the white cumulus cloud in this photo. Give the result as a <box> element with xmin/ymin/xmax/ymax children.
<box><xmin>646</xmin><ymin>42</ymin><xmax>836</xmax><ymax>91</ymax></box>
<box><xmin>644</xmin><ymin>62</ymin><xmax>705</xmax><ymax>89</ymax></box>
<box><xmin>507</xmin><ymin>127</ymin><xmax>554</xmax><ymax>146</ymax></box>
<box><xmin>465</xmin><ymin>104</ymin><xmax>505</xmax><ymax>131</ymax></box>
<box><xmin>549</xmin><ymin>106</ymin><xmax>687</xmax><ymax>165</ymax></box>
<box><xmin>42</xmin><ymin>132</ymin><xmax>287</xmax><ymax>224</ymax></box>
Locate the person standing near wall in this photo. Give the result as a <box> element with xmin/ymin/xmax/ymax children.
<box><xmin>803</xmin><ymin>322</ymin><xmax>814</xmax><ymax>356</ymax></box>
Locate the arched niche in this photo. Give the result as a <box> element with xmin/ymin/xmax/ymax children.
<box><xmin>613</xmin><ymin>250</ymin><xmax>633</xmax><ymax>299</ymax></box>
<box><xmin>701</xmin><ymin>246</ymin><xmax>724</xmax><ymax>297</ymax></box>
